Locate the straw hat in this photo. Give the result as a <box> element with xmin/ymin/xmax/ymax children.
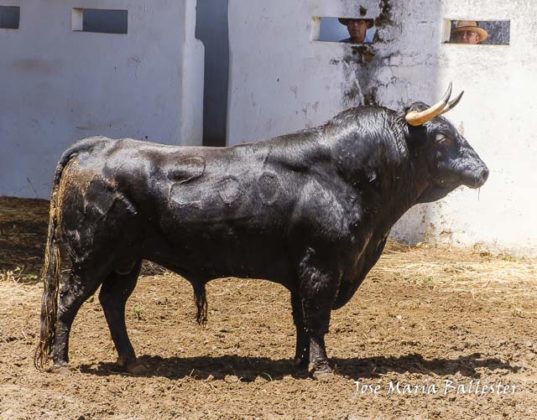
<box><xmin>451</xmin><ymin>20</ymin><xmax>488</xmax><ymax>42</ymax></box>
<box><xmin>338</xmin><ymin>18</ymin><xmax>373</xmax><ymax>29</ymax></box>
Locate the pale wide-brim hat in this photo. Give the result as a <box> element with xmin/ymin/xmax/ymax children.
<box><xmin>452</xmin><ymin>20</ymin><xmax>488</xmax><ymax>42</ymax></box>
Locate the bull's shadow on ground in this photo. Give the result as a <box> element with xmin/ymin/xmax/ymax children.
<box><xmin>79</xmin><ymin>352</ymin><xmax>519</xmax><ymax>381</ymax></box>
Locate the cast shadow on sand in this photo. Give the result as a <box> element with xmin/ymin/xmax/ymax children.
<box><xmin>78</xmin><ymin>352</ymin><xmax>519</xmax><ymax>381</ymax></box>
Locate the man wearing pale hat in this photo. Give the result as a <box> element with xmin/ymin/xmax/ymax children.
<box><xmin>338</xmin><ymin>18</ymin><xmax>374</xmax><ymax>44</ymax></box>
<box><xmin>451</xmin><ymin>20</ymin><xmax>488</xmax><ymax>44</ymax></box>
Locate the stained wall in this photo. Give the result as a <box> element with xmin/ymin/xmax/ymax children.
<box><xmin>227</xmin><ymin>0</ymin><xmax>537</xmax><ymax>255</ymax></box>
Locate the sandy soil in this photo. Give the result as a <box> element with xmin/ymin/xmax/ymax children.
<box><xmin>1</xmin><ymin>197</ymin><xmax>536</xmax><ymax>418</ymax></box>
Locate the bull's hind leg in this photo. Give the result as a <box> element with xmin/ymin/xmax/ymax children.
<box><xmin>52</xmin><ymin>270</ymin><xmax>103</xmax><ymax>368</ymax></box>
<box><xmin>99</xmin><ymin>260</ymin><xmax>142</xmax><ymax>372</ymax></box>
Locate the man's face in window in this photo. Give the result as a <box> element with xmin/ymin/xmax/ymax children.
<box><xmin>346</xmin><ymin>19</ymin><xmax>368</xmax><ymax>43</ymax></box>
<box><xmin>455</xmin><ymin>30</ymin><xmax>481</xmax><ymax>44</ymax></box>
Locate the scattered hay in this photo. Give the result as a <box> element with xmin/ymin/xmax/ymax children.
<box><xmin>374</xmin><ymin>245</ymin><xmax>537</xmax><ymax>298</ymax></box>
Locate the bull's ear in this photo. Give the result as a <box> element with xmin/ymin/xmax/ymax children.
<box><xmin>400</xmin><ymin>104</ymin><xmax>428</xmax><ymax>145</ymax></box>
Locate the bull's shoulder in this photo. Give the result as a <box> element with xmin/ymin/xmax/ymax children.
<box><xmin>289</xmin><ymin>175</ymin><xmax>363</xmax><ymax>245</ymax></box>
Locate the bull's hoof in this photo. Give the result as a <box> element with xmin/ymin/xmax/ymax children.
<box><xmin>122</xmin><ymin>360</ymin><xmax>149</xmax><ymax>375</ymax></box>
<box><xmin>310</xmin><ymin>362</ymin><xmax>334</xmax><ymax>380</ymax></box>
<box><xmin>49</xmin><ymin>364</ymin><xmax>71</xmax><ymax>375</ymax></box>
<box><xmin>312</xmin><ymin>369</ymin><xmax>335</xmax><ymax>381</ymax></box>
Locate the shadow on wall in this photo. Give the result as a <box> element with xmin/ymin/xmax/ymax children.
<box><xmin>196</xmin><ymin>0</ymin><xmax>229</xmax><ymax>147</ymax></box>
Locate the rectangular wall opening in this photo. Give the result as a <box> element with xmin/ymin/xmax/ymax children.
<box><xmin>72</xmin><ymin>8</ymin><xmax>128</xmax><ymax>34</ymax></box>
<box><xmin>313</xmin><ymin>17</ymin><xmax>376</xmax><ymax>44</ymax></box>
<box><xmin>0</xmin><ymin>6</ymin><xmax>20</xmax><ymax>29</ymax></box>
<box><xmin>444</xmin><ymin>19</ymin><xmax>510</xmax><ymax>45</ymax></box>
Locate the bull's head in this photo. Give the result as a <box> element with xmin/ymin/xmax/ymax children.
<box><xmin>405</xmin><ymin>84</ymin><xmax>489</xmax><ymax>203</ymax></box>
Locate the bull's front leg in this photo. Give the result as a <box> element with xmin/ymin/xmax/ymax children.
<box><xmin>298</xmin><ymin>259</ymin><xmax>341</xmax><ymax>378</ymax></box>
<box><xmin>291</xmin><ymin>291</ymin><xmax>309</xmax><ymax>368</ymax></box>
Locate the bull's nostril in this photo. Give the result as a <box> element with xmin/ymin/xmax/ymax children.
<box><xmin>480</xmin><ymin>167</ymin><xmax>490</xmax><ymax>183</ymax></box>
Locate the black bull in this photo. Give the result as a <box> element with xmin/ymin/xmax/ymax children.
<box><xmin>35</xmin><ymin>99</ymin><xmax>488</xmax><ymax>377</ymax></box>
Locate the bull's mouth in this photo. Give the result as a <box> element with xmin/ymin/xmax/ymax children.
<box><xmin>417</xmin><ymin>185</ymin><xmax>452</xmax><ymax>203</ymax></box>
<box><xmin>419</xmin><ymin>165</ymin><xmax>489</xmax><ymax>203</ymax></box>
<box><xmin>464</xmin><ymin>178</ymin><xmax>485</xmax><ymax>189</ymax></box>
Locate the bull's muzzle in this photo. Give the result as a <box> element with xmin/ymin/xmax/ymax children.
<box><xmin>466</xmin><ymin>165</ymin><xmax>489</xmax><ymax>189</ymax></box>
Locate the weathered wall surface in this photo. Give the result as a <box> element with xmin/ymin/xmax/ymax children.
<box><xmin>227</xmin><ymin>0</ymin><xmax>383</xmax><ymax>145</ymax></box>
<box><xmin>0</xmin><ymin>0</ymin><xmax>204</xmax><ymax>198</ymax></box>
<box><xmin>227</xmin><ymin>0</ymin><xmax>537</xmax><ymax>256</ymax></box>
<box><xmin>418</xmin><ymin>0</ymin><xmax>537</xmax><ymax>256</ymax></box>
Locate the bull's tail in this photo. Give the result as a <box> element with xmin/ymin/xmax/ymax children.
<box><xmin>34</xmin><ymin>137</ymin><xmax>108</xmax><ymax>369</ymax></box>
<box><xmin>193</xmin><ymin>283</ymin><xmax>208</xmax><ymax>325</ymax></box>
<box><xmin>34</xmin><ymin>189</ymin><xmax>62</xmax><ymax>369</ymax></box>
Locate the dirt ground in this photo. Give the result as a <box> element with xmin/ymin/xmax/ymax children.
<box><xmin>1</xmin><ymin>197</ymin><xmax>536</xmax><ymax>419</ymax></box>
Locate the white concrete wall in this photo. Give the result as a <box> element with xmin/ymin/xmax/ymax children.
<box><xmin>227</xmin><ymin>0</ymin><xmax>537</xmax><ymax>256</ymax></box>
<box><xmin>417</xmin><ymin>0</ymin><xmax>537</xmax><ymax>256</ymax></box>
<box><xmin>0</xmin><ymin>0</ymin><xmax>204</xmax><ymax>198</ymax></box>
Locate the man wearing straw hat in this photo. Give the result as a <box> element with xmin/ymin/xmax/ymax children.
<box><xmin>451</xmin><ymin>20</ymin><xmax>488</xmax><ymax>44</ymax></box>
<box><xmin>338</xmin><ymin>18</ymin><xmax>374</xmax><ymax>44</ymax></box>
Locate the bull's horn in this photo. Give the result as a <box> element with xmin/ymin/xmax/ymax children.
<box><xmin>441</xmin><ymin>90</ymin><xmax>464</xmax><ymax>115</ymax></box>
<box><xmin>405</xmin><ymin>83</ymin><xmax>453</xmax><ymax>127</ymax></box>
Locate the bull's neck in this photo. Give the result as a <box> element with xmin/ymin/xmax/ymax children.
<box><xmin>327</xmin><ymin>114</ymin><xmax>430</xmax><ymax>228</ymax></box>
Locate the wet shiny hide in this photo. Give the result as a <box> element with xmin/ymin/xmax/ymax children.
<box><xmin>36</xmin><ymin>103</ymin><xmax>488</xmax><ymax>376</ymax></box>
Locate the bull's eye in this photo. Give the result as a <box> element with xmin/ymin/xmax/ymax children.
<box><xmin>435</xmin><ymin>133</ymin><xmax>446</xmax><ymax>143</ymax></box>
<box><xmin>435</xmin><ymin>133</ymin><xmax>453</xmax><ymax>146</ymax></box>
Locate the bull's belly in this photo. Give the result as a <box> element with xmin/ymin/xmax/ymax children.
<box><xmin>142</xmin><ymin>228</ymin><xmax>296</xmax><ymax>285</ymax></box>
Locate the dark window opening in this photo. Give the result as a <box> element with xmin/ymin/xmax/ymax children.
<box><xmin>445</xmin><ymin>20</ymin><xmax>510</xmax><ymax>45</ymax></box>
<box><xmin>314</xmin><ymin>17</ymin><xmax>376</xmax><ymax>44</ymax></box>
<box><xmin>0</xmin><ymin>6</ymin><xmax>20</xmax><ymax>29</ymax></box>
<box><xmin>72</xmin><ymin>8</ymin><xmax>128</xmax><ymax>34</ymax></box>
